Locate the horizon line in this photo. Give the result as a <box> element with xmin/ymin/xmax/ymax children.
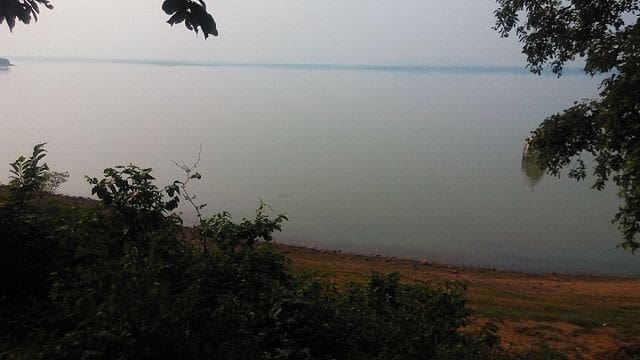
<box><xmin>8</xmin><ymin>56</ymin><xmax>587</xmax><ymax>75</ymax></box>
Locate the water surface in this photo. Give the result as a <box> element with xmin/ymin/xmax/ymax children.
<box><xmin>1</xmin><ymin>60</ymin><xmax>636</xmax><ymax>275</ymax></box>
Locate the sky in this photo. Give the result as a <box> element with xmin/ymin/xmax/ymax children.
<box><xmin>1</xmin><ymin>0</ymin><xmax>526</xmax><ymax>65</ymax></box>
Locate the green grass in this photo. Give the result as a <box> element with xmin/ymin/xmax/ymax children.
<box><xmin>471</xmin><ymin>286</ymin><xmax>640</xmax><ymax>336</ymax></box>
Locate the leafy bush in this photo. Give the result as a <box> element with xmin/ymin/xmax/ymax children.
<box><xmin>341</xmin><ymin>273</ymin><xmax>493</xmax><ymax>360</ymax></box>
<box><xmin>0</xmin><ymin>144</ymin><xmax>498</xmax><ymax>359</ymax></box>
<box><xmin>199</xmin><ymin>201</ymin><xmax>288</xmax><ymax>250</ymax></box>
<box><xmin>0</xmin><ymin>144</ymin><xmax>76</xmax><ymax>353</ymax></box>
<box><xmin>8</xmin><ymin>143</ymin><xmax>68</xmax><ymax>201</ymax></box>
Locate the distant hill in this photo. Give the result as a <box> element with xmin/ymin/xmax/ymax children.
<box><xmin>0</xmin><ymin>58</ymin><xmax>14</xmax><ymax>67</ymax></box>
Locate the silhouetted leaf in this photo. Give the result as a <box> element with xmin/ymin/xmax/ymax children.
<box><xmin>0</xmin><ymin>0</ymin><xmax>52</xmax><ymax>31</ymax></box>
<box><xmin>163</xmin><ymin>0</ymin><xmax>218</xmax><ymax>38</ymax></box>
<box><xmin>3</xmin><ymin>0</ymin><xmax>217</xmax><ymax>38</ymax></box>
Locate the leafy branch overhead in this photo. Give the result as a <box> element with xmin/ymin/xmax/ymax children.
<box><xmin>494</xmin><ymin>0</ymin><xmax>640</xmax><ymax>76</ymax></box>
<box><xmin>495</xmin><ymin>0</ymin><xmax>640</xmax><ymax>251</ymax></box>
<box><xmin>0</xmin><ymin>0</ymin><xmax>218</xmax><ymax>38</ymax></box>
<box><xmin>0</xmin><ymin>0</ymin><xmax>52</xmax><ymax>30</ymax></box>
<box><xmin>163</xmin><ymin>0</ymin><xmax>218</xmax><ymax>38</ymax></box>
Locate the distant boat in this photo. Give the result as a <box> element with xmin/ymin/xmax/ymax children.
<box><xmin>0</xmin><ymin>58</ymin><xmax>15</xmax><ymax>69</ymax></box>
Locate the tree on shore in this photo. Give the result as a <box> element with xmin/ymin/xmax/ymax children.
<box><xmin>495</xmin><ymin>0</ymin><xmax>640</xmax><ymax>251</ymax></box>
<box><xmin>0</xmin><ymin>0</ymin><xmax>217</xmax><ymax>37</ymax></box>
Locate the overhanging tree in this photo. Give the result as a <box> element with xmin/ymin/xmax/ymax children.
<box><xmin>495</xmin><ymin>0</ymin><xmax>640</xmax><ymax>251</ymax></box>
<box><xmin>0</xmin><ymin>0</ymin><xmax>218</xmax><ymax>38</ymax></box>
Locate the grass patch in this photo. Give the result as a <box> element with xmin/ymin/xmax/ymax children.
<box><xmin>284</xmin><ymin>246</ymin><xmax>640</xmax><ymax>338</ymax></box>
<box><xmin>470</xmin><ymin>286</ymin><xmax>640</xmax><ymax>335</ymax></box>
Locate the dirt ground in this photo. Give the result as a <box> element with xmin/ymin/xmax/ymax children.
<box><xmin>277</xmin><ymin>243</ymin><xmax>640</xmax><ymax>359</ymax></box>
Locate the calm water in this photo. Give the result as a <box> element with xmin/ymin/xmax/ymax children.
<box><xmin>1</xmin><ymin>60</ymin><xmax>637</xmax><ymax>275</ymax></box>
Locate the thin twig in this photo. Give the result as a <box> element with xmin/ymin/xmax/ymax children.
<box><xmin>172</xmin><ymin>143</ymin><xmax>210</xmax><ymax>257</ymax></box>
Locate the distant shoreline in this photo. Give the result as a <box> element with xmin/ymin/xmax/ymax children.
<box><xmin>7</xmin><ymin>56</ymin><xmax>588</xmax><ymax>76</ymax></box>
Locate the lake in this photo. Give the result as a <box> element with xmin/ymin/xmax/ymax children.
<box><xmin>1</xmin><ymin>59</ymin><xmax>637</xmax><ymax>275</ymax></box>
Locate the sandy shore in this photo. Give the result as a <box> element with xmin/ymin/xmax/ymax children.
<box><xmin>276</xmin><ymin>243</ymin><xmax>640</xmax><ymax>359</ymax></box>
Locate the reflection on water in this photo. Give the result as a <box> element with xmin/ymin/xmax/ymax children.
<box><xmin>521</xmin><ymin>156</ymin><xmax>545</xmax><ymax>189</ymax></box>
<box><xmin>521</xmin><ymin>135</ymin><xmax>545</xmax><ymax>189</ymax></box>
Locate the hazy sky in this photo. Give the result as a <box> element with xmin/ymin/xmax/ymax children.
<box><xmin>2</xmin><ymin>0</ymin><xmax>525</xmax><ymax>65</ymax></box>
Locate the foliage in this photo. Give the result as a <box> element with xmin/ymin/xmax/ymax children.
<box><xmin>1</xmin><ymin>146</ymin><xmax>82</xmax><ymax>353</ymax></box>
<box><xmin>163</xmin><ymin>0</ymin><xmax>218</xmax><ymax>38</ymax></box>
<box><xmin>85</xmin><ymin>165</ymin><xmax>182</xmax><ymax>239</ymax></box>
<box><xmin>1</xmin><ymin>143</ymin><xmax>70</xmax><ymax>305</ymax></box>
<box><xmin>1</xmin><ymin>0</ymin><xmax>217</xmax><ymax>37</ymax></box>
<box><xmin>9</xmin><ymin>144</ymin><xmax>48</xmax><ymax>198</ymax></box>
<box><xmin>495</xmin><ymin>0</ymin><xmax>640</xmax><ymax>251</ymax></box>
<box><xmin>0</xmin><ymin>145</ymin><xmax>498</xmax><ymax>359</ymax></box>
<box><xmin>0</xmin><ymin>0</ymin><xmax>52</xmax><ymax>31</ymax></box>
<box><xmin>199</xmin><ymin>201</ymin><xmax>288</xmax><ymax>250</ymax></box>
<box><xmin>341</xmin><ymin>273</ymin><xmax>494</xmax><ymax>360</ymax></box>
<box><xmin>8</xmin><ymin>143</ymin><xmax>67</xmax><ymax>201</ymax></box>
<box><xmin>41</xmin><ymin>169</ymin><xmax>69</xmax><ymax>193</ymax></box>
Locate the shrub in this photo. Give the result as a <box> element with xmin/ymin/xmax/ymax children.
<box><xmin>0</xmin><ymin>145</ymin><xmax>498</xmax><ymax>359</ymax></box>
<box><xmin>8</xmin><ymin>143</ymin><xmax>68</xmax><ymax>202</ymax></box>
<box><xmin>0</xmin><ymin>144</ymin><xmax>75</xmax><ymax>353</ymax></box>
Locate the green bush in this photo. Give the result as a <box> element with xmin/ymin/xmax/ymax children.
<box><xmin>0</xmin><ymin>145</ymin><xmax>77</xmax><ymax>353</ymax></box>
<box><xmin>0</xmin><ymin>145</ymin><xmax>498</xmax><ymax>359</ymax></box>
